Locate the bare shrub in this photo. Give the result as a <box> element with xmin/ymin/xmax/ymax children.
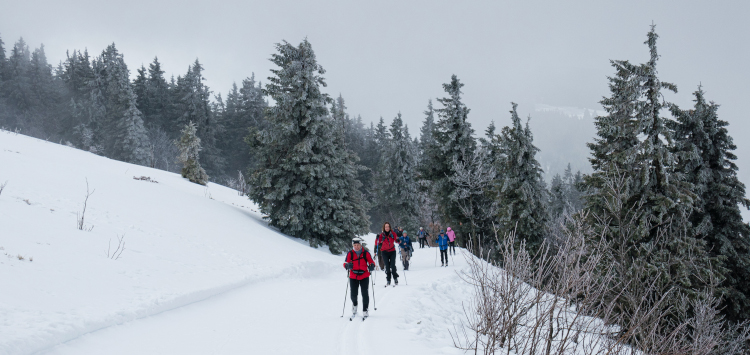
<box><xmin>448</xmin><ymin>153</ymin><xmax>498</xmax><ymax>248</ymax></box>
<box><xmin>77</xmin><ymin>178</ymin><xmax>95</xmax><ymax>231</ymax></box>
<box><xmin>0</xmin><ymin>180</ymin><xmax>7</xmax><ymax>196</ymax></box>
<box><xmin>451</xmin><ymin>213</ymin><xmax>749</xmax><ymax>355</ymax></box>
<box><xmin>147</xmin><ymin>126</ymin><xmax>180</xmax><ymax>172</ymax></box>
<box><xmin>229</xmin><ymin>170</ymin><xmax>248</xmax><ymax>196</ymax></box>
<box><xmin>106</xmin><ymin>234</ymin><xmax>126</xmax><ymax>260</ymax></box>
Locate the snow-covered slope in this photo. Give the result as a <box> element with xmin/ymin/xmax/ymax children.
<box><xmin>0</xmin><ymin>130</ymin><xmax>470</xmax><ymax>355</ymax></box>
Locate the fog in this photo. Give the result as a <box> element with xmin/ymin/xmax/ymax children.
<box><xmin>2</xmin><ymin>0</ymin><xmax>749</xmax><ymax>219</ymax></box>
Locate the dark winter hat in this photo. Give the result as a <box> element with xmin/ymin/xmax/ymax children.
<box><xmin>440</xmin><ymin>229</ymin><xmax>445</xmax><ymax>233</ymax></box>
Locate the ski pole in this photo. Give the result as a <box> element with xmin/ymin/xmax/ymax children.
<box><xmin>340</xmin><ymin>272</ymin><xmax>349</xmax><ymax>317</ymax></box>
<box><xmin>435</xmin><ymin>242</ymin><xmax>438</xmax><ymax>267</ymax></box>
<box><xmin>371</xmin><ymin>270</ymin><xmax>377</xmax><ymax>310</ymax></box>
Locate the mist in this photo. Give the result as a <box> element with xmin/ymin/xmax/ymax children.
<box><xmin>2</xmin><ymin>0</ymin><xmax>749</xmax><ymax>221</ymax></box>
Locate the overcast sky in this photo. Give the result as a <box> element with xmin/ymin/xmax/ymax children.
<box><xmin>2</xmin><ymin>0</ymin><xmax>749</xmax><ymax>217</ymax></box>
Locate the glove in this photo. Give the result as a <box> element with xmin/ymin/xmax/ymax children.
<box><xmin>368</xmin><ymin>264</ymin><xmax>375</xmax><ymax>272</ymax></box>
<box><xmin>345</xmin><ymin>262</ymin><xmax>353</xmax><ymax>270</ymax></box>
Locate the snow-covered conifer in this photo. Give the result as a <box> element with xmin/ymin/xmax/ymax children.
<box><xmin>177</xmin><ymin>121</ymin><xmax>208</xmax><ymax>185</ymax></box>
<box><xmin>585</xmin><ymin>27</ymin><xmax>714</xmax><ymax>328</ymax></box>
<box><xmin>247</xmin><ymin>39</ymin><xmax>369</xmax><ymax>253</ymax></box>
<box><xmin>424</xmin><ymin>75</ymin><xmax>476</xmax><ymax>228</ymax></box>
<box><xmin>372</xmin><ymin>113</ymin><xmax>420</xmax><ymax>229</ymax></box>
<box><xmin>671</xmin><ymin>87</ymin><xmax>750</xmax><ymax>322</ymax></box>
<box><xmin>173</xmin><ymin>60</ymin><xmax>224</xmax><ymax>177</ymax></box>
<box><xmin>418</xmin><ymin>99</ymin><xmax>436</xmax><ymax>169</ymax></box>
<box><xmin>550</xmin><ymin>163</ymin><xmax>583</xmax><ymax>218</ymax></box>
<box><xmin>89</xmin><ymin>44</ymin><xmax>150</xmax><ymax>164</ymax></box>
<box><xmin>494</xmin><ymin>103</ymin><xmax>548</xmax><ymax>253</ymax></box>
<box><xmin>112</xmin><ymin>90</ymin><xmax>150</xmax><ymax>165</ymax></box>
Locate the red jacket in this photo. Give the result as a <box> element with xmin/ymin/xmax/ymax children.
<box><xmin>376</xmin><ymin>231</ymin><xmax>398</xmax><ymax>252</ymax></box>
<box><xmin>344</xmin><ymin>249</ymin><xmax>375</xmax><ymax>280</ymax></box>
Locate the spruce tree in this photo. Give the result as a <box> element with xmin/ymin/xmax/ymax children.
<box><xmin>133</xmin><ymin>65</ymin><xmax>149</xmax><ymax>120</ymax></box>
<box><xmin>177</xmin><ymin>121</ymin><xmax>209</xmax><ymax>185</ymax></box>
<box><xmin>373</xmin><ymin>113</ymin><xmax>420</xmax><ymax>229</ymax></box>
<box><xmin>550</xmin><ymin>163</ymin><xmax>584</xmax><ymax>218</ymax></box>
<box><xmin>0</xmin><ymin>33</ymin><xmax>6</xmax><ymax>79</ymax></box>
<box><xmin>494</xmin><ymin>103</ymin><xmax>548</xmax><ymax>253</ymax></box>
<box><xmin>671</xmin><ymin>87</ymin><xmax>750</xmax><ymax>322</ymax></box>
<box><xmin>90</xmin><ymin>44</ymin><xmax>150</xmax><ymax>164</ymax></box>
<box><xmin>113</xmin><ymin>90</ymin><xmax>150</xmax><ymax>165</ymax></box>
<box><xmin>0</xmin><ymin>34</ymin><xmax>6</xmax><ymax>128</ymax></box>
<box><xmin>3</xmin><ymin>38</ymin><xmax>32</xmax><ymax>131</ymax></box>
<box><xmin>146</xmin><ymin>57</ymin><xmax>171</xmax><ymax>133</ymax></box>
<box><xmin>584</xmin><ymin>27</ymin><xmax>715</xmax><ymax>330</ymax></box>
<box><xmin>424</xmin><ymin>75</ymin><xmax>476</xmax><ymax>228</ymax></box>
<box><xmin>584</xmin><ymin>55</ymin><xmax>641</xmax><ymax>217</ymax></box>
<box><xmin>418</xmin><ymin>99</ymin><xmax>436</xmax><ymax>168</ymax></box>
<box><xmin>173</xmin><ymin>60</ymin><xmax>224</xmax><ymax>177</ymax></box>
<box><xmin>221</xmin><ymin>75</ymin><xmax>265</xmax><ymax>175</ymax></box>
<box><xmin>330</xmin><ymin>95</ymin><xmax>373</xmax><ymax>204</ymax></box>
<box><xmin>549</xmin><ymin>173</ymin><xmax>566</xmax><ymax>218</ymax></box>
<box><xmin>247</xmin><ymin>39</ymin><xmax>369</xmax><ymax>254</ymax></box>
<box><xmin>26</xmin><ymin>44</ymin><xmax>62</xmax><ymax>137</ymax></box>
<box><xmin>368</xmin><ymin>116</ymin><xmax>392</xmax><ymax>228</ymax></box>
<box><xmin>60</xmin><ymin>50</ymin><xmax>99</xmax><ymax>149</ymax></box>
<box><xmin>632</xmin><ymin>27</ymin><xmax>695</xmax><ymax>227</ymax></box>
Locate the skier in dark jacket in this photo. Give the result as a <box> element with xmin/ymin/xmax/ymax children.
<box><xmin>417</xmin><ymin>227</ymin><xmax>430</xmax><ymax>249</ymax></box>
<box><xmin>396</xmin><ymin>226</ymin><xmax>404</xmax><ymax>238</ymax></box>
<box><xmin>435</xmin><ymin>230</ymin><xmax>450</xmax><ymax>266</ymax></box>
<box><xmin>398</xmin><ymin>231</ymin><xmax>414</xmax><ymax>270</ymax></box>
<box><xmin>344</xmin><ymin>237</ymin><xmax>376</xmax><ymax>318</ymax></box>
<box><xmin>375</xmin><ymin>222</ymin><xmax>400</xmax><ymax>286</ymax></box>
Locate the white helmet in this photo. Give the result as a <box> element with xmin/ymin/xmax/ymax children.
<box><xmin>352</xmin><ymin>237</ymin><xmax>363</xmax><ymax>245</ymax></box>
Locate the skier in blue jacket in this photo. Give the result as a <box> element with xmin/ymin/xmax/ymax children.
<box><xmin>435</xmin><ymin>230</ymin><xmax>450</xmax><ymax>267</ymax></box>
<box><xmin>398</xmin><ymin>231</ymin><xmax>414</xmax><ymax>270</ymax></box>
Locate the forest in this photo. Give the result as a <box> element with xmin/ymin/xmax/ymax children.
<box><xmin>2</xmin><ymin>25</ymin><xmax>750</xmax><ymax>351</ymax></box>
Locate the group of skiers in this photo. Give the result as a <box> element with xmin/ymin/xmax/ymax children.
<box><xmin>342</xmin><ymin>222</ymin><xmax>458</xmax><ymax>319</ymax></box>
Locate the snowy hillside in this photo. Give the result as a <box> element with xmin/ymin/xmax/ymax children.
<box><xmin>0</xmin><ymin>130</ymin><xmax>471</xmax><ymax>355</ymax></box>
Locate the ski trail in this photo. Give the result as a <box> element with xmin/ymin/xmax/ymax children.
<box><xmin>34</xmin><ymin>241</ymin><xmax>470</xmax><ymax>355</ymax></box>
<box><xmin>339</xmin><ymin>318</ymin><xmax>360</xmax><ymax>355</ymax></box>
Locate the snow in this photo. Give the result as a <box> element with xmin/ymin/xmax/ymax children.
<box><xmin>0</xmin><ymin>130</ymin><xmax>471</xmax><ymax>355</ymax></box>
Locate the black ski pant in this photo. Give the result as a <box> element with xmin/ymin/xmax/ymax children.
<box><xmin>419</xmin><ymin>237</ymin><xmax>426</xmax><ymax>248</ymax></box>
<box><xmin>350</xmin><ymin>277</ymin><xmax>370</xmax><ymax>311</ymax></box>
<box><xmin>382</xmin><ymin>250</ymin><xmax>399</xmax><ymax>282</ymax></box>
<box><xmin>440</xmin><ymin>249</ymin><xmax>448</xmax><ymax>264</ymax></box>
<box><xmin>449</xmin><ymin>241</ymin><xmax>456</xmax><ymax>255</ymax></box>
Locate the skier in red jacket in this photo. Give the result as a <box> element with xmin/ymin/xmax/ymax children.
<box><xmin>375</xmin><ymin>222</ymin><xmax>400</xmax><ymax>286</ymax></box>
<box><xmin>344</xmin><ymin>237</ymin><xmax>376</xmax><ymax>318</ymax></box>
